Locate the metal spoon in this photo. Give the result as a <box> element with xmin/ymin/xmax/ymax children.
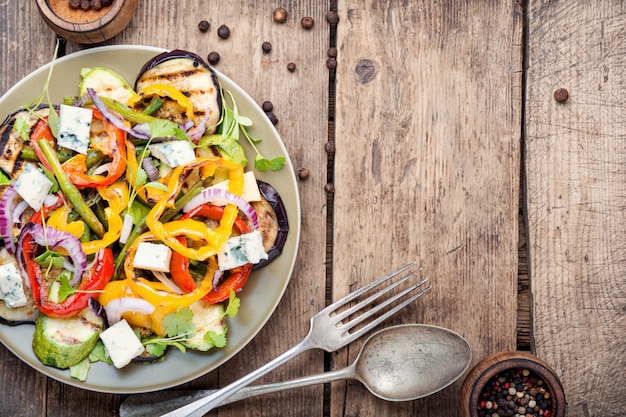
<box><xmin>119</xmin><ymin>324</ymin><xmax>472</xmax><ymax>417</ymax></box>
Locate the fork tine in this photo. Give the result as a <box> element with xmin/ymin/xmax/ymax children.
<box><xmin>332</xmin><ymin>271</ymin><xmax>414</xmax><ymax>323</ymax></box>
<box><xmin>321</xmin><ymin>262</ymin><xmax>416</xmax><ymax>314</ymax></box>
<box><xmin>341</xmin><ymin>280</ymin><xmax>431</xmax><ymax>344</ymax></box>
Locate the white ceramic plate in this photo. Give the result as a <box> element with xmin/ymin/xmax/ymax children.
<box><xmin>0</xmin><ymin>45</ymin><xmax>300</xmax><ymax>393</ymax></box>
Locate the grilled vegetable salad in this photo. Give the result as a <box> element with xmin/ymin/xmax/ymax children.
<box><xmin>0</xmin><ymin>49</ymin><xmax>289</xmax><ymax>380</ymax></box>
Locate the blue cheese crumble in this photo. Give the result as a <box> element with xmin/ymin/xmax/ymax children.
<box><xmin>218</xmin><ymin>230</ymin><xmax>268</xmax><ymax>271</ymax></box>
<box><xmin>149</xmin><ymin>140</ymin><xmax>196</xmax><ymax>167</ymax></box>
<box><xmin>0</xmin><ymin>261</ymin><xmax>27</xmax><ymax>308</ymax></box>
<box><xmin>132</xmin><ymin>242</ymin><xmax>172</xmax><ymax>273</ymax></box>
<box><xmin>13</xmin><ymin>163</ymin><xmax>53</xmax><ymax>211</ymax></box>
<box><xmin>58</xmin><ymin>104</ymin><xmax>92</xmax><ymax>155</ymax></box>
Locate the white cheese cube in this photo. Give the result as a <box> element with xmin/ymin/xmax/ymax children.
<box><xmin>218</xmin><ymin>230</ymin><xmax>268</xmax><ymax>271</ymax></box>
<box><xmin>0</xmin><ymin>261</ymin><xmax>27</xmax><ymax>308</ymax></box>
<box><xmin>99</xmin><ymin>319</ymin><xmax>145</xmax><ymax>369</ymax></box>
<box><xmin>58</xmin><ymin>104</ymin><xmax>92</xmax><ymax>155</ymax></box>
<box><xmin>132</xmin><ymin>242</ymin><xmax>172</xmax><ymax>273</ymax></box>
<box><xmin>210</xmin><ymin>171</ymin><xmax>262</xmax><ymax>203</ymax></box>
<box><xmin>13</xmin><ymin>163</ymin><xmax>53</xmax><ymax>211</ymax></box>
<box><xmin>149</xmin><ymin>141</ymin><xmax>196</xmax><ymax>167</ymax></box>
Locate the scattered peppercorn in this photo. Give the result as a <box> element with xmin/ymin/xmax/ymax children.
<box><xmin>324</xmin><ymin>141</ymin><xmax>336</xmax><ymax>154</ymax></box>
<box><xmin>262</xmin><ymin>41</ymin><xmax>272</xmax><ymax>53</ymax></box>
<box><xmin>327</xmin><ymin>47</ymin><xmax>337</xmax><ymax>58</ymax></box>
<box><xmin>326</xmin><ymin>10</ymin><xmax>339</xmax><ymax>25</ymax></box>
<box><xmin>217</xmin><ymin>24</ymin><xmax>231</xmax><ymax>39</ymax></box>
<box><xmin>298</xmin><ymin>168</ymin><xmax>310</xmax><ymax>180</ymax></box>
<box><xmin>70</xmin><ymin>0</ymin><xmax>112</xmax><ymax>10</ymax></box>
<box><xmin>301</xmin><ymin>16</ymin><xmax>314</xmax><ymax>29</ymax></box>
<box><xmin>69</xmin><ymin>0</ymin><xmax>81</xmax><ymax>9</ymax></box>
<box><xmin>477</xmin><ymin>368</ymin><xmax>554</xmax><ymax>417</ymax></box>
<box><xmin>198</xmin><ymin>20</ymin><xmax>210</xmax><ymax>33</ymax></box>
<box><xmin>326</xmin><ymin>58</ymin><xmax>337</xmax><ymax>70</ymax></box>
<box><xmin>324</xmin><ymin>183</ymin><xmax>335</xmax><ymax>193</ymax></box>
<box><xmin>287</xmin><ymin>62</ymin><xmax>296</xmax><ymax>72</ymax></box>
<box><xmin>261</xmin><ymin>101</ymin><xmax>273</xmax><ymax>112</ymax></box>
<box><xmin>207</xmin><ymin>52</ymin><xmax>220</xmax><ymax>65</ymax></box>
<box><xmin>554</xmin><ymin>88</ymin><xmax>569</xmax><ymax>103</ymax></box>
<box><xmin>80</xmin><ymin>0</ymin><xmax>90</xmax><ymax>11</ymax></box>
<box><xmin>273</xmin><ymin>7</ymin><xmax>288</xmax><ymax>23</ymax></box>
<box><xmin>266</xmin><ymin>112</ymin><xmax>278</xmax><ymax>125</ymax></box>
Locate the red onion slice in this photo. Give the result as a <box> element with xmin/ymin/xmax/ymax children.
<box><xmin>104</xmin><ymin>297</ymin><xmax>155</xmax><ymax>325</ymax></box>
<box><xmin>86</xmin><ymin>88</ymin><xmax>151</xmax><ymax>140</ymax></box>
<box><xmin>152</xmin><ymin>271</ymin><xmax>183</xmax><ymax>294</ymax></box>
<box><xmin>17</xmin><ymin>223</ymin><xmax>87</xmax><ymax>286</ymax></box>
<box><xmin>0</xmin><ymin>186</ymin><xmax>19</xmax><ymax>254</ymax></box>
<box><xmin>92</xmin><ymin>162</ymin><xmax>112</xmax><ymax>176</ymax></box>
<box><xmin>119</xmin><ymin>213</ymin><xmax>134</xmax><ymax>244</ymax></box>
<box><xmin>12</xmin><ymin>201</ymin><xmax>29</xmax><ymax>225</ymax></box>
<box><xmin>182</xmin><ymin>188</ymin><xmax>259</xmax><ymax>229</ymax></box>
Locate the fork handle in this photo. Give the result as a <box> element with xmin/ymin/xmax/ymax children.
<box><xmin>159</xmin><ymin>338</ymin><xmax>315</xmax><ymax>417</ymax></box>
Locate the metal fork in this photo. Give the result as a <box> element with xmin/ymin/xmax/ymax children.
<box><xmin>160</xmin><ymin>262</ymin><xmax>431</xmax><ymax>417</ymax></box>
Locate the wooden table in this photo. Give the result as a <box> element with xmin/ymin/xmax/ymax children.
<box><xmin>0</xmin><ymin>1</ymin><xmax>624</xmax><ymax>416</ymax></box>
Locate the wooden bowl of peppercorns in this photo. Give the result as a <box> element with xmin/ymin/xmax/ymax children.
<box><xmin>460</xmin><ymin>351</ymin><xmax>566</xmax><ymax>417</ymax></box>
<box><xmin>36</xmin><ymin>0</ymin><xmax>138</xmax><ymax>44</ymax></box>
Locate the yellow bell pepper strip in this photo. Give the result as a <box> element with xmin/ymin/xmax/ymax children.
<box><xmin>144</xmin><ymin>156</ymin><xmax>245</xmax><ymax>261</ymax></box>
<box><xmin>81</xmin><ymin>181</ymin><xmax>128</xmax><ymax>255</ymax></box>
<box><xmin>125</xmin><ymin>141</ymin><xmax>169</xmax><ymax>205</ymax></box>
<box><xmin>47</xmin><ymin>204</ymin><xmax>85</xmax><ymax>239</ymax></box>
<box><xmin>121</xmin><ymin>232</ymin><xmax>216</xmax><ymax>335</ymax></box>
<box><xmin>37</xmin><ymin>139</ymin><xmax>105</xmax><ymax>238</ymax></box>
<box><xmin>128</xmin><ymin>83</ymin><xmax>198</xmax><ymax>126</ymax></box>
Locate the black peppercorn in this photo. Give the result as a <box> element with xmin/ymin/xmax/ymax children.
<box><xmin>69</xmin><ymin>0</ymin><xmax>81</xmax><ymax>9</ymax></box>
<box><xmin>261</xmin><ymin>101</ymin><xmax>273</xmax><ymax>112</ymax></box>
<box><xmin>326</xmin><ymin>10</ymin><xmax>339</xmax><ymax>25</ymax></box>
<box><xmin>326</xmin><ymin>58</ymin><xmax>337</xmax><ymax>70</ymax></box>
<box><xmin>80</xmin><ymin>0</ymin><xmax>90</xmax><ymax>11</ymax></box>
<box><xmin>266</xmin><ymin>112</ymin><xmax>278</xmax><ymax>125</ymax></box>
<box><xmin>262</xmin><ymin>41</ymin><xmax>272</xmax><ymax>53</ymax></box>
<box><xmin>324</xmin><ymin>141</ymin><xmax>335</xmax><ymax>154</ymax></box>
<box><xmin>554</xmin><ymin>88</ymin><xmax>569</xmax><ymax>103</ymax></box>
<box><xmin>207</xmin><ymin>52</ymin><xmax>220</xmax><ymax>65</ymax></box>
<box><xmin>327</xmin><ymin>47</ymin><xmax>337</xmax><ymax>58</ymax></box>
<box><xmin>90</xmin><ymin>0</ymin><xmax>102</xmax><ymax>11</ymax></box>
<box><xmin>101</xmin><ymin>0</ymin><xmax>112</xmax><ymax>5</ymax></box>
<box><xmin>301</xmin><ymin>16</ymin><xmax>314</xmax><ymax>29</ymax></box>
<box><xmin>324</xmin><ymin>183</ymin><xmax>335</xmax><ymax>193</ymax></box>
<box><xmin>287</xmin><ymin>62</ymin><xmax>296</xmax><ymax>72</ymax></box>
<box><xmin>298</xmin><ymin>168</ymin><xmax>310</xmax><ymax>180</ymax></box>
<box><xmin>273</xmin><ymin>7</ymin><xmax>287</xmax><ymax>23</ymax></box>
<box><xmin>198</xmin><ymin>20</ymin><xmax>210</xmax><ymax>33</ymax></box>
<box><xmin>217</xmin><ymin>24</ymin><xmax>231</xmax><ymax>39</ymax></box>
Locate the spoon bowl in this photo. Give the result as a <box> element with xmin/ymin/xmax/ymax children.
<box><xmin>120</xmin><ymin>324</ymin><xmax>472</xmax><ymax>417</ymax></box>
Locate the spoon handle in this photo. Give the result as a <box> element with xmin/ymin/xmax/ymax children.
<box><xmin>120</xmin><ymin>367</ymin><xmax>354</xmax><ymax>417</ymax></box>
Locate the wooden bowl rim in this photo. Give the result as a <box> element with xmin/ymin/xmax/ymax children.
<box><xmin>36</xmin><ymin>0</ymin><xmax>127</xmax><ymax>29</ymax></box>
<box><xmin>461</xmin><ymin>351</ymin><xmax>566</xmax><ymax>417</ymax></box>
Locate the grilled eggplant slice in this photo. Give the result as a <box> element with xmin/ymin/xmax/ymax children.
<box><xmin>135</xmin><ymin>50</ymin><xmax>222</xmax><ymax>134</ymax></box>
<box><xmin>0</xmin><ymin>106</ymin><xmax>52</xmax><ymax>179</ymax></box>
<box><xmin>252</xmin><ymin>181</ymin><xmax>289</xmax><ymax>270</ymax></box>
<box><xmin>0</xmin><ymin>248</ymin><xmax>39</xmax><ymax>325</ymax></box>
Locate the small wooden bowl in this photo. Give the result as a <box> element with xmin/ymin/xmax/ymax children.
<box><xmin>460</xmin><ymin>351</ymin><xmax>566</xmax><ymax>417</ymax></box>
<box><xmin>36</xmin><ymin>0</ymin><xmax>138</xmax><ymax>44</ymax></box>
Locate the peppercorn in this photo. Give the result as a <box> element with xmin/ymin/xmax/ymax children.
<box><xmin>217</xmin><ymin>24</ymin><xmax>231</xmax><ymax>39</ymax></box>
<box><xmin>301</xmin><ymin>16</ymin><xmax>314</xmax><ymax>29</ymax></box>
<box><xmin>266</xmin><ymin>112</ymin><xmax>278</xmax><ymax>125</ymax></box>
<box><xmin>287</xmin><ymin>62</ymin><xmax>296</xmax><ymax>72</ymax></box>
<box><xmin>101</xmin><ymin>0</ymin><xmax>112</xmax><ymax>5</ymax></box>
<box><xmin>69</xmin><ymin>0</ymin><xmax>81</xmax><ymax>9</ymax></box>
<box><xmin>80</xmin><ymin>0</ymin><xmax>90</xmax><ymax>11</ymax></box>
<box><xmin>326</xmin><ymin>58</ymin><xmax>337</xmax><ymax>70</ymax></box>
<box><xmin>324</xmin><ymin>141</ymin><xmax>335</xmax><ymax>154</ymax></box>
<box><xmin>324</xmin><ymin>183</ymin><xmax>335</xmax><ymax>193</ymax></box>
<box><xmin>262</xmin><ymin>41</ymin><xmax>272</xmax><ymax>53</ymax></box>
<box><xmin>273</xmin><ymin>7</ymin><xmax>288</xmax><ymax>23</ymax></box>
<box><xmin>207</xmin><ymin>52</ymin><xmax>220</xmax><ymax>65</ymax></box>
<box><xmin>554</xmin><ymin>88</ymin><xmax>569</xmax><ymax>103</ymax></box>
<box><xmin>90</xmin><ymin>0</ymin><xmax>102</xmax><ymax>10</ymax></box>
<box><xmin>327</xmin><ymin>47</ymin><xmax>337</xmax><ymax>58</ymax></box>
<box><xmin>261</xmin><ymin>101</ymin><xmax>273</xmax><ymax>112</ymax></box>
<box><xmin>297</xmin><ymin>168</ymin><xmax>310</xmax><ymax>180</ymax></box>
<box><xmin>198</xmin><ymin>20</ymin><xmax>210</xmax><ymax>33</ymax></box>
<box><xmin>326</xmin><ymin>10</ymin><xmax>339</xmax><ymax>25</ymax></box>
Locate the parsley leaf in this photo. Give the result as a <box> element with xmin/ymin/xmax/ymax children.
<box><xmin>148</xmin><ymin>118</ymin><xmax>188</xmax><ymax>142</ymax></box>
<box><xmin>35</xmin><ymin>249</ymin><xmax>66</xmax><ymax>270</ymax></box>
<box><xmin>14</xmin><ymin>117</ymin><xmax>30</xmax><ymax>141</ymax></box>
<box><xmin>56</xmin><ymin>271</ymin><xmax>76</xmax><ymax>302</ymax></box>
<box><xmin>254</xmin><ymin>155</ymin><xmax>287</xmax><ymax>173</ymax></box>
<box><xmin>88</xmin><ymin>341</ymin><xmax>112</xmax><ymax>364</ymax></box>
<box><xmin>198</xmin><ymin>134</ymin><xmax>247</xmax><ymax>166</ymax></box>
<box><xmin>224</xmin><ymin>289</ymin><xmax>240</xmax><ymax>318</ymax></box>
<box><xmin>162</xmin><ymin>307</ymin><xmax>195</xmax><ymax>338</ymax></box>
<box><xmin>204</xmin><ymin>329</ymin><xmax>227</xmax><ymax>348</ymax></box>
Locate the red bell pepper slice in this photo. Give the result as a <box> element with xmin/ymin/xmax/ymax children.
<box><xmin>30</xmin><ymin>109</ymin><xmax>127</xmax><ymax>188</ymax></box>
<box><xmin>21</xmin><ymin>230</ymin><xmax>114</xmax><ymax>318</ymax></box>
<box><xmin>170</xmin><ymin>203</ymin><xmax>252</xmax><ymax>304</ymax></box>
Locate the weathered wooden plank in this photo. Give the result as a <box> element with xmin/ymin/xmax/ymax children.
<box><xmin>525</xmin><ymin>1</ymin><xmax>626</xmax><ymax>415</ymax></box>
<box><xmin>332</xmin><ymin>1</ymin><xmax>523</xmax><ymax>416</ymax></box>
